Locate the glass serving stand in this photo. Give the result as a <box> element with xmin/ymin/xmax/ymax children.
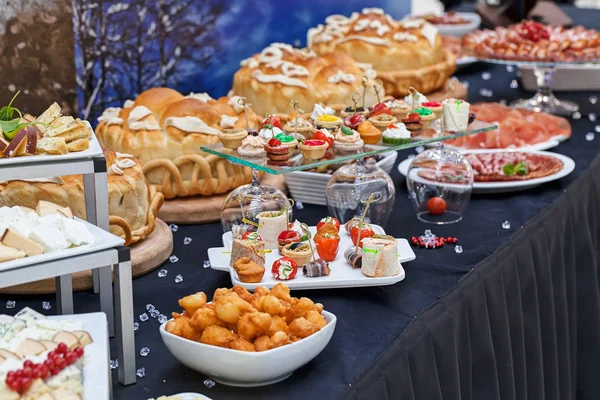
<box><xmin>479</xmin><ymin>57</ymin><xmax>600</xmax><ymax>116</ymax></box>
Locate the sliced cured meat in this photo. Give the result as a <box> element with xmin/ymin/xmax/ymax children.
<box><xmin>465</xmin><ymin>152</ymin><xmax>563</xmax><ymax>182</ymax></box>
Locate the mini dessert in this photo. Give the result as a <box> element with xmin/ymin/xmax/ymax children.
<box><xmin>414</xmin><ymin>107</ymin><xmax>436</xmax><ymax>129</ymax></box>
<box><xmin>272</xmin><ymin>257</ymin><xmax>298</xmax><ymax>280</ymax></box>
<box><xmin>303</xmin><ymin>259</ymin><xmax>331</xmax><ymax>277</ymax></box>
<box><xmin>344</xmin><ymin>114</ymin><xmax>366</xmax><ymax>130</ymax></box>
<box><xmin>384</xmin><ymin>99</ymin><xmax>411</xmax><ymax>119</ymax></box>
<box><xmin>361</xmin><ymin>236</ymin><xmax>400</xmax><ymax>277</ymax></box>
<box><xmin>334</xmin><ymin>126</ymin><xmax>364</xmax><ymax>153</ymax></box>
<box><xmin>278</xmin><ymin>230</ymin><xmax>302</xmax><ymax>254</ymax></box>
<box><xmin>233</xmin><ymin>257</ymin><xmax>266</xmax><ymax>283</ymax></box>
<box><xmin>238</xmin><ymin>135</ymin><xmax>266</xmax><ymax>157</ymax></box>
<box><xmin>404</xmin><ymin>92</ymin><xmax>428</xmax><ymax>109</ymax></box>
<box><xmin>317</xmin><ymin>217</ymin><xmax>340</xmax><ymax>232</ymax></box>
<box><xmin>344</xmin><ymin>247</ymin><xmax>362</xmax><ymax>268</ymax></box>
<box><xmin>312</xmin><ymin>130</ymin><xmax>334</xmax><ymax>149</ymax></box>
<box><xmin>256</xmin><ymin>211</ymin><xmax>289</xmax><ymax>249</ymax></box>
<box><xmin>421</xmin><ymin>101</ymin><xmax>443</xmax><ymax>117</ymax></box>
<box><xmin>264</xmin><ymin>138</ymin><xmax>291</xmax><ymax>167</ymax></box>
<box><xmin>259</xmin><ymin>125</ymin><xmax>284</xmax><ymax>141</ymax></box>
<box><xmin>314</xmin><ymin>114</ymin><xmax>343</xmax><ymax>130</ymax></box>
<box><xmin>349</xmin><ymin>223</ymin><xmax>375</xmax><ymax>248</ymax></box>
<box><xmin>401</xmin><ymin>113</ymin><xmax>423</xmax><ymax>137</ymax></box>
<box><xmin>281</xmin><ymin>242</ymin><xmax>313</xmax><ymax>266</ymax></box>
<box><xmin>311</xmin><ymin>104</ymin><xmax>335</xmax><ymax>122</ymax></box>
<box><xmin>340</xmin><ymin>106</ymin><xmax>370</xmax><ymax>118</ymax></box>
<box><xmin>357</xmin><ymin>121</ymin><xmax>382</xmax><ymax>145</ymax></box>
<box><xmin>382</xmin><ymin>123</ymin><xmax>411</xmax><ymax>145</ymax></box>
<box><xmin>230</xmin><ymin>232</ymin><xmax>265</xmax><ymax>267</ymax></box>
<box><xmin>282</xmin><ymin>117</ymin><xmax>314</xmax><ymax>138</ymax></box>
<box><xmin>261</xmin><ymin>115</ymin><xmax>282</xmax><ymax>129</ymax></box>
<box><xmin>442</xmin><ymin>98</ymin><xmax>470</xmax><ymax>132</ymax></box>
<box><xmin>219</xmin><ymin>128</ymin><xmax>248</xmax><ymax>149</ymax></box>
<box><xmin>274</xmin><ymin>133</ymin><xmax>299</xmax><ymax>155</ymax></box>
<box><xmin>298</xmin><ymin>139</ymin><xmax>328</xmax><ymax>159</ymax></box>
<box><xmin>369</xmin><ymin>113</ymin><xmax>398</xmax><ymax>132</ymax></box>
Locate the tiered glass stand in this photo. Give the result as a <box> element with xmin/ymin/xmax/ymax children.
<box><xmin>480</xmin><ymin>57</ymin><xmax>600</xmax><ymax>115</ymax></box>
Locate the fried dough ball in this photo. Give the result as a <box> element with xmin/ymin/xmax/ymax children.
<box><xmin>253</xmin><ymin>286</ymin><xmax>270</xmax><ymax>298</ymax></box>
<box><xmin>267</xmin><ymin>315</ymin><xmax>288</xmax><ymax>336</ymax></box>
<box><xmin>214</xmin><ymin>291</ymin><xmax>256</xmax><ymax>324</ymax></box>
<box><xmin>190</xmin><ymin>306</ymin><xmax>224</xmax><ymax>332</ymax></box>
<box><xmin>254</xmin><ymin>335</ymin><xmax>271</xmax><ymax>352</ymax></box>
<box><xmin>285</xmin><ymin>297</ymin><xmax>322</xmax><ymax>323</ymax></box>
<box><xmin>232</xmin><ymin>286</ymin><xmax>254</xmax><ymax>303</ymax></box>
<box><xmin>178</xmin><ymin>292</ymin><xmax>207</xmax><ymax>316</ymax></box>
<box><xmin>271</xmin><ymin>283</ymin><xmax>292</xmax><ymax>303</ymax></box>
<box><xmin>166</xmin><ymin>314</ymin><xmax>202</xmax><ymax>341</ymax></box>
<box><xmin>200</xmin><ymin>326</ymin><xmax>238</xmax><ymax>348</ymax></box>
<box><xmin>226</xmin><ymin>322</ymin><xmax>238</xmax><ymax>333</ymax></box>
<box><xmin>288</xmin><ymin>317</ymin><xmax>320</xmax><ymax>339</ymax></box>
<box><xmin>229</xmin><ymin>338</ymin><xmax>255</xmax><ymax>352</ymax></box>
<box><xmin>305</xmin><ymin>310</ymin><xmax>327</xmax><ymax>330</ymax></box>
<box><xmin>213</xmin><ymin>287</ymin><xmax>230</xmax><ymax>302</ymax></box>
<box><xmin>253</xmin><ymin>295</ymin><xmax>288</xmax><ymax>316</ymax></box>
<box><xmin>270</xmin><ymin>331</ymin><xmax>292</xmax><ymax>349</ymax></box>
<box><xmin>238</xmin><ymin>312</ymin><xmax>272</xmax><ymax>341</ymax></box>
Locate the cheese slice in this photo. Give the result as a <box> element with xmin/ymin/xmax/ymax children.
<box><xmin>66</xmin><ymin>137</ymin><xmax>89</xmax><ymax>152</ymax></box>
<box><xmin>1</xmin><ymin>229</ymin><xmax>43</xmax><ymax>256</ymax></box>
<box><xmin>58</xmin><ymin>218</ymin><xmax>93</xmax><ymax>246</ymax></box>
<box><xmin>14</xmin><ymin>307</ymin><xmax>46</xmax><ymax>322</ymax></box>
<box><xmin>35</xmin><ymin>102</ymin><xmax>61</xmax><ymax>133</ymax></box>
<box><xmin>37</xmin><ymin>137</ymin><xmax>67</xmax><ymax>155</ymax></box>
<box><xmin>30</xmin><ymin>224</ymin><xmax>71</xmax><ymax>252</ymax></box>
<box><xmin>44</xmin><ymin>119</ymin><xmax>83</xmax><ymax>138</ymax></box>
<box><xmin>36</xmin><ymin>200</ymin><xmax>73</xmax><ymax>219</ymax></box>
<box><xmin>55</xmin><ymin>126</ymin><xmax>91</xmax><ymax>143</ymax></box>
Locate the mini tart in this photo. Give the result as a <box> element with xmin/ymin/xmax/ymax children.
<box><xmin>357</xmin><ymin>120</ymin><xmax>383</xmax><ymax>145</ymax></box>
<box><xmin>237</xmin><ymin>136</ymin><xmax>266</xmax><ymax>157</ymax></box>
<box><xmin>274</xmin><ymin>133</ymin><xmax>299</xmax><ymax>156</ymax></box>
<box><xmin>382</xmin><ymin>124</ymin><xmax>412</xmax><ymax>146</ymax></box>
<box><xmin>414</xmin><ymin>107</ymin><xmax>436</xmax><ymax>130</ymax></box>
<box><xmin>421</xmin><ymin>102</ymin><xmax>443</xmax><ymax>117</ymax></box>
<box><xmin>298</xmin><ymin>140</ymin><xmax>328</xmax><ymax>159</ymax></box>
<box><xmin>334</xmin><ymin>127</ymin><xmax>364</xmax><ymax>153</ymax></box>
<box><xmin>218</xmin><ymin>128</ymin><xmax>248</xmax><ymax>149</ymax></box>
<box><xmin>368</xmin><ymin>114</ymin><xmax>398</xmax><ymax>132</ymax></box>
<box><xmin>281</xmin><ymin>242</ymin><xmax>313</xmax><ymax>266</ymax></box>
<box><xmin>340</xmin><ymin>106</ymin><xmax>370</xmax><ymax>118</ymax></box>
<box><xmin>385</xmin><ymin>100</ymin><xmax>411</xmax><ymax>119</ymax></box>
<box><xmin>283</xmin><ymin>118</ymin><xmax>315</xmax><ymax>138</ymax></box>
<box><xmin>314</xmin><ymin>114</ymin><xmax>343</xmax><ymax>129</ymax></box>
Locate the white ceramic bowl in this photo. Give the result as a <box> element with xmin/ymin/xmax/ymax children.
<box><xmin>159</xmin><ymin>311</ymin><xmax>337</xmax><ymax>387</ymax></box>
<box><xmin>433</xmin><ymin>12</ymin><xmax>481</xmax><ymax>37</ymax></box>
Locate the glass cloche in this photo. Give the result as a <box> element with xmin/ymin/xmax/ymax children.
<box><xmin>325</xmin><ymin>158</ymin><xmax>395</xmax><ymax>227</ymax></box>
<box><xmin>221</xmin><ymin>170</ymin><xmax>292</xmax><ymax>237</ymax></box>
<box><xmin>406</xmin><ymin>146</ymin><xmax>473</xmax><ymax>224</ymax></box>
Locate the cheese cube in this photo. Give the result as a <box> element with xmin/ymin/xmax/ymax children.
<box><xmin>58</xmin><ymin>218</ymin><xmax>94</xmax><ymax>246</ymax></box>
<box><xmin>1</xmin><ymin>229</ymin><xmax>43</xmax><ymax>256</ymax></box>
<box><xmin>30</xmin><ymin>225</ymin><xmax>71</xmax><ymax>252</ymax></box>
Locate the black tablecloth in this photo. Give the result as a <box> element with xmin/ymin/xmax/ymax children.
<box><xmin>1</xmin><ymin>6</ymin><xmax>599</xmax><ymax>400</ymax></box>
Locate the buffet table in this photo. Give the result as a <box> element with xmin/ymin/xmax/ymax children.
<box><xmin>0</xmin><ymin>5</ymin><xmax>599</xmax><ymax>400</ymax></box>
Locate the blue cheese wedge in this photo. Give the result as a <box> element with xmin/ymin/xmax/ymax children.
<box><xmin>15</xmin><ymin>307</ymin><xmax>46</xmax><ymax>322</ymax></box>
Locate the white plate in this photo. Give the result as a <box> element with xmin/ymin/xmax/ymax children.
<box><xmin>0</xmin><ymin>217</ymin><xmax>124</xmax><ymax>272</ymax></box>
<box><xmin>160</xmin><ymin>311</ymin><xmax>336</xmax><ymax>387</ymax></box>
<box><xmin>456</xmin><ymin>56</ymin><xmax>478</xmax><ymax>67</ymax></box>
<box><xmin>0</xmin><ymin>121</ymin><xmax>103</xmax><ymax>166</ymax></box>
<box><xmin>51</xmin><ymin>312</ymin><xmax>110</xmax><ymax>400</ymax></box>
<box><xmin>284</xmin><ymin>149</ymin><xmax>397</xmax><ymax>206</ymax></box>
<box><xmin>210</xmin><ymin>225</ymin><xmax>415</xmax><ymax>290</ymax></box>
<box><xmin>405</xmin><ymin>12</ymin><xmax>481</xmax><ymax>37</ymax></box>
<box><xmin>165</xmin><ymin>394</ymin><xmax>212</xmax><ymax>400</ymax></box>
<box><xmin>398</xmin><ymin>149</ymin><xmax>575</xmax><ymax>193</ymax></box>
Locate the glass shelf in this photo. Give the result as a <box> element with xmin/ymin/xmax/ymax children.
<box><xmin>200</xmin><ymin>123</ymin><xmax>498</xmax><ymax>175</ymax></box>
<box><xmin>476</xmin><ymin>57</ymin><xmax>600</xmax><ymax>69</ymax></box>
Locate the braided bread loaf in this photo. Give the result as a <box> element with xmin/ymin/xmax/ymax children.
<box><xmin>96</xmin><ymin>88</ymin><xmax>257</xmax><ymax>199</ymax></box>
<box><xmin>307</xmin><ymin>8</ymin><xmax>456</xmax><ymax>97</ymax></box>
<box><xmin>0</xmin><ymin>148</ymin><xmax>162</xmax><ymax>245</ymax></box>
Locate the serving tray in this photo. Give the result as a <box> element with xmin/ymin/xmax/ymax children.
<box><xmin>209</xmin><ymin>225</ymin><xmax>416</xmax><ymax>290</ymax></box>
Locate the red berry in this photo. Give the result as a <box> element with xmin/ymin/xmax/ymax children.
<box><xmin>55</xmin><ymin>357</ymin><xmax>67</xmax><ymax>370</ymax></box>
<box><xmin>23</xmin><ymin>360</ymin><xmax>34</xmax><ymax>369</ymax></box>
<box><xmin>7</xmin><ymin>371</ymin><xmax>16</xmax><ymax>381</ymax></box>
<box><xmin>57</xmin><ymin>343</ymin><xmax>68</xmax><ymax>354</ymax></box>
<box><xmin>453</xmin><ymin>237</ymin><xmax>458</xmax><ymax>243</ymax></box>
<box><xmin>44</xmin><ymin>359</ymin><xmax>54</xmax><ymax>369</ymax></box>
<box><xmin>66</xmin><ymin>353</ymin><xmax>78</xmax><ymax>365</ymax></box>
<box><xmin>74</xmin><ymin>347</ymin><xmax>84</xmax><ymax>358</ymax></box>
<box><xmin>40</xmin><ymin>366</ymin><xmax>50</xmax><ymax>380</ymax></box>
<box><xmin>419</xmin><ymin>243</ymin><xmax>425</xmax><ymax>248</ymax></box>
<box><xmin>20</xmin><ymin>377</ymin><xmax>31</xmax><ymax>393</ymax></box>
<box><xmin>21</xmin><ymin>368</ymin><xmax>32</xmax><ymax>379</ymax></box>
<box><xmin>51</xmin><ymin>367</ymin><xmax>61</xmax><ymax>376</ymax></box>
<box><xmin>267</xmin><ymin>138</ymin><xmax>282</xmax><ymax>147</ymax></box>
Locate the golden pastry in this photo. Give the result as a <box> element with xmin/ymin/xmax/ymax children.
<box><xmin>368</xmin><ymin>114</ymin><xmax>398</xmax><ymax>132</ymax></box>
<box><xmin>233</xmin><ymin>257</ymin><xmax>266</xmax><ymax>283</ymax></box>
<box><xmin>357</xmin><ymin>120</ymin><xmax>382</xmax><ymax>144</ymax></box>
<box><xmin>219</xmin><ymin>128</ymin><xmax>248</xmax><ymax>149</ymax></box>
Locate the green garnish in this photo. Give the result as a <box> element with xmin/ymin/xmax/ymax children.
<box><xmin>0</xmin><ymin>91</ymin><xmax>46</xmax><ymax>140</ymax></box>
<box><xmin>341</xmin><ymin>126</ymin><xmax>353</xmax><ymax>135</ymax></box>
<box><xmin>503</xmin><ymin>161</ymin><xmax>528</xmax><ymax>176</ymax></box>
<box><xmin>363</xmin><ymin>248</ymin><xmax>378</xmax><ymax>254</ymax></box>
<box><xmin>275</xmin><ymin>133</ymin><xmax>294</xmax><ymax>143</ymax></box>
<box><xmin>456</xmin><ymin>100</ymin><xmax>462</xmax><ymax>110</ymax></box>
<box><xmin>414</xmin><ymin>107</ymin><xmax>433</xmax><ymax>116</ymax></box>
<box><xmin>263</xmin><ymin>124</ymin><xmax>273</xmax><ymax>130</ymax></box>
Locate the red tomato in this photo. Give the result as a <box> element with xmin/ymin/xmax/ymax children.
<box><xmin>312</xmin><ymin>131</ymin><xmax>334</xmax><ymax>148</ymax></box>
<box><xmin>422</xmin><ymin>101</ymin><xmax>441</xmax><ymax>107</ymax></box>
<box><xmin>267</xmin><ymin>138</ymin><xmax>282</xmax><ymax>147</ymax></box>
<box><xmin>403</xmin><ymin>112</ymin><xmax>421</xmax><ymax>123</ymax></box>
<box><xmin>427</xmin><ymin>197</ymin><xmax>447</xmax><ymax>215</ymax></box>
<box><xmin>262</xmin><ymin>115</ymin><xmax>281</xmax><ymax>129</ymax></box>
<box><xmin>242</xmin><ymin>231</ymin><xmax>261</xmax><ymax>241</ymax></box>
<box><xmin>304</xmin><ymin>139</ymin><xmax>326</xmax><ymax>147</ymax></box>
<box><xmin>271</xmin><ymin>257</ymin><xmax>298</xmax><ymax>280</ymax></box>
<box><xmin>317</xmin><ymin>217</ymin><xmax>340</xmax><ymax>232</ymax></box>
<box><xmin>350</xmin><ymin>225</ymin><xmax>375</xmax><ymax>248</ymax></box>
<box><xmin>344</xmin><ymin>114</ymin><xmax>365</xmax><ymax>129</ymax></box>
<box><xmin>371</xmin><ymin>107</ymin><xmax>392</xmax><ymax>117</ymax></box>
<box><xmin>372</xmin><ymin>103</ymin><xmax>387</xmax><ymax>112</ymax></box>
<box><xmin>315</xmin><ymin>235</ymin><xmax>339</xmax><ymax>261</ymax></box>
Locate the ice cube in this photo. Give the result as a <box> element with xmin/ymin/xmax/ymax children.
<box><xmin>481</xmin><ymin>72</ymin><xmax>491</xmax><ymax>80</ymax></box>
<box><xmin>572</xmin><ymin>111</ymin><xmax>582</xmax><ymax>120</ymax></box>
<box><xmin>139</xmin><ymin>313</ymin><xmax>149</xmax><ymax>322</ymax></box>
<box><xmin>140</xmin><ymin>347</ymin><xmax>150</xmax><ymax>357</ymax></box>
<box><xmin>169</xmin><ymin>224</ymin><xmax>178</xmax><ymax>232</ymax></box>
<box><xmin>509</xmin><ymin>80</ymin><xmax>518</xmax><ymax>89</ymax></box>
<box><xmin>183</xmin><ymin>237</ymin><xmax>192</xmax><ymax>245</ymax></box>
<box><xmin>502</xmin><ymin>221</ymin><xmax>511</xmax><ymax>230</ymax></box>
<box><xmin>169</xmin><ymin>255</ymin><xmax>179</xmax><ymax>263</ymax></box>
<box><xmin>150</xmin><ymin>309</ymin><xmax>160</xmax><ymax>318</ymax></box>
<box><xmin>175</xmin><ymin>275</ymin><xmax>183</xmax><ymax>283</ymax></box>
<box><xmin>42</xmin><ymin>302</ymin><xmax>51</xmax><ymax>310</ymax></box>
<box><xmin>424</xmin><ymin>229</ymin><xmax>433</xmax><ymax>237</ymax></box>
<box><xmin>136</xmin><ymin>367</ymin><xmax>146</xmax><ymax>378</ymax></box>
<box><xmin>596</xmin><ymin>125</ymin><xmax>600</xmax><ymax>133</ymax></box>
<box><xmin>506</xmin><ymin>65</ymin><xmax>514</xmax><ymax>72</ymax></box>
<box><xmin>157</xmin><ymin>269</ymin><xmax>168</xmax><ymax>278</ymax></box>
<box><xmin>586</xmin><ymin>133</ymin><xmax>595</xmax><ymax>142</ymax></box>
<box><xmin>415</xmin><ymin>146</ymin><xmax>425</xmax><ymax>154</ymax></box>
<box><xmin>203</xmin><ymin>260</ymin><xmax>211</xmax><ymax>269</ymax></box>
<box><xmin>110</xmin><ymin>360</ymin><xmax>118</xmax><ymax>370</ymax></box>
<box><xmin>461</xmin><ymin>80</ymin><xmax>470</xmax><ymax>89</ymax></box>
<box><xmin>296</xmin><ymin>201</ymin><xmax>304</xmax><ymax>210</ymax></box>
<box><xmin>479</xmin><ymin>88</ymin><xmax>493</xmax><ymax>97</ymax></box>
<box><xmin>146</xmin><ymin>304</ymin><xmax>155</xmax><ymax>312</ymax></box>
<box><xmin>6</xmin><ymin>301</ymin><xmax>15</xmax><ymax>309</ymax></box>
<box><xmin>158</xmin><ymin>314</ymin><xmax>168</xmax><ymax>324</ymax></box>
<box><xmin>454</xmin><ymin>245</ymin><xmax>463</xmax><ymax>254</ymax></box>
<box><xmin>589</xmin><ymin>113</ymin><xmax>597</xmax><ymax>122</ymax></box>
<box><xmin>133</xmin><ymin>322</ymin><xmax>139</xmax><ymax>331</ymax></box>
<box><xmin>590</xmin><ymin>96</ymin><xmax>598</xmax><ymax>104</ymax></box>
<box><xmin>204</xmin><ymin>379</ymin><xmax>215</xmax><ymax>388</ymax></box>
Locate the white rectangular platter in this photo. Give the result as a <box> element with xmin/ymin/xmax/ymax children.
<box><xmin>0</xmin><ymin>121</ymin><xmax>103</xmax><ymax>166</ymax></box>
<box><xmin>0</xmin><ymin>217</ymin><xmax>124</xmax><ymax>273</ymax></box>
<box><xmin>209</xmin><ymin>225</ymin><xmax>416</xmax><ymax>290</ymax></box>
<box><xmin>49</xmin><ymin>312</ymin><xmax>110</xmax><ymax>400</ymax></box>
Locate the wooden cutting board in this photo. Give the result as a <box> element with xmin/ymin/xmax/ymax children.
<box><xmin>158</xmin><ymin>174</ymin><xmax>287</xmax><ymax>224</ymax></box>
<box><xmin>0</xmin><ymin>219</ymin><xmax>173</xmax><ymax>294</ymax></box>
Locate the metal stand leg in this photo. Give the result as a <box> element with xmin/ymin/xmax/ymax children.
<box><xmin>56</xmin><ymin>275</ymin><xmax>73</xmax><ymax>315</ymax></box>
<box><xmin>114</xmin><ymin>256</ymin><xmax>136</xmax><ymax>385</ymax></box>
<box><xmin>84</xmin><ymin>173</ymin><xmax>101</xmax><ymax>294</ymax></box>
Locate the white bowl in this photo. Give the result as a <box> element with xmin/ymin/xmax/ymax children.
<box><xmin>159</xmin><ymin>311</ymin><xmax>337</xmax><ymax>387</ymax></box>
<box><xmin>433</xmin><ymin>12</ymin><xmax>481</xmax><ymax>37</ymax></box>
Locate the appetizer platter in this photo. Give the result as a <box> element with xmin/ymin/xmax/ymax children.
<box><xmin>398</xmin><ymin>149</ymin><xmax>575</xmax><ymax>193</ymax></box>
<box><xmin>160</xmin><ymin>283</ymin><xmax>335</xmax><ymax>386</ymax></box>
<box><xmin>210</xmin><ymin>221</ymin><xmax>415</xmax><ymax>290</ymax></box>
<box><xmin>407</xmin><ymin>12</ymin><xmax>481</xmax><ymax>37</ymax></box>
<box><xmin>0</xmin><ymin>308</ymin><xmax>109</xmax><ymax>399</ymax></box>
<box><xmin>0</xmin><ymin>201</ymin><xmax>124</xmax><ymax>272</ymax></box>
<box><xmin>0</xmin><ymin>94</ymin><xmax>102</xmax><ymax>165</ymax></box>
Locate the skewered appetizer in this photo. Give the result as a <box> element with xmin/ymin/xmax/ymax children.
<box><xmin>230</xmin><ymin>232</ymin><xmax>266</xmax><ymax>267</ymax></box>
